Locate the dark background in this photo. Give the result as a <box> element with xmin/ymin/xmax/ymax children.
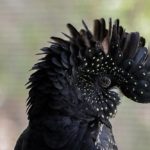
<box><xmin>0</xmin><ymin>0</ymin><xmax>150</xmax><ymax>150</ymax></box>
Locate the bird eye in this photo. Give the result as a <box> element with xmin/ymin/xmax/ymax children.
<box><xmin>99</xmin><ymin>76</ymin><xmax>111</xmax><ymax>88</ymax></box>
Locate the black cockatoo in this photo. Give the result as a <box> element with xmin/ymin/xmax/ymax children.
<box><xmin>14</xmin><ymin>18</ymin><xmax>150</xmax><ymax>150</ymax></box>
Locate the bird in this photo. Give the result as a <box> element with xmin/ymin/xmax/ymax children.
<box><xmin>14</xmin><ymin>18</ymin><xmax>150</xmax><ymax>150</ymax></box>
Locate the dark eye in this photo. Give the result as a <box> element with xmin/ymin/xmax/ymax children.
<box><xmin>99</xmin><ymin>76</ymin><xmax>111</xmax><ymax>88</ymax></box>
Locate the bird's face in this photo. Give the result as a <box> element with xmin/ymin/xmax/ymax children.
<box><xmin>76</xmin><ymin>47</ymin><xmax>121</xmax><ymax>120</ymax></box>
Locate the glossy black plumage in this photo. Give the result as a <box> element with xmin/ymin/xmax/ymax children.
<box><xmin>15</xmin><ymin>18</ymin><xmax>150</xmax><ymax>150</ymax></box>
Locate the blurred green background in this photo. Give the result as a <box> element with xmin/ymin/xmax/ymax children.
<box><xmin>0</xmin><ymin>0</ymin><xmax>150</xmax><ymax>150</ymax></box>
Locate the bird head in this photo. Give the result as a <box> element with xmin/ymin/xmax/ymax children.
<box><xmin>27</xmin><ymin>18</ymin><xmax>150</xmax><ymax>122</ymax></box>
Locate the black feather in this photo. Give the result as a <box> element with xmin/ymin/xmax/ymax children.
<box><xmin>67</xmin><ymin>23</ymin><xmax>80</xmax><ymax>38</ymax></box>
